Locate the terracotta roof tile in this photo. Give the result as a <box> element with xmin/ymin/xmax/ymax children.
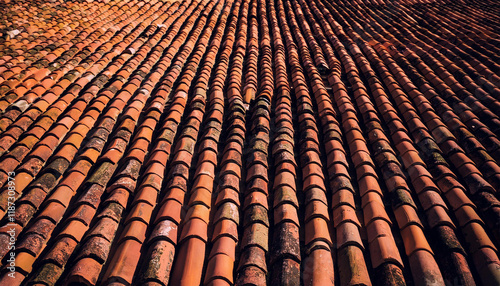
<box><xmin>0</xmin><ymin>0</ymin><xmax>499</xmax><ymax>284</ymax></box>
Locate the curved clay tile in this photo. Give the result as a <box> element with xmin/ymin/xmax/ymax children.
<box><xmin>0</xmin><ymin>0</ymin><xmax>498</xmax><ymax>285</ymax></box>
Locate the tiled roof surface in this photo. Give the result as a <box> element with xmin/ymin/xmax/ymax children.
<box><xmin>0</xmin><ymin>0</ymin><xmax>499</xmax><ymax>285</ymax></box>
